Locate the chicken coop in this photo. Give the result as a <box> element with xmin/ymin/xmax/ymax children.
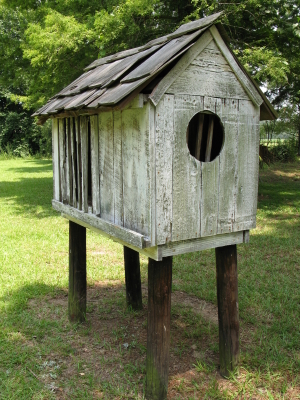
<box><xmin>34</xmin><ymin>11</ymin><xmax>277</xmax><ymax>400</ymax></box>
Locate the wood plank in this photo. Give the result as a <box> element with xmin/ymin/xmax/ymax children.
<box><xmin>65</xmin><ymin>118</ymin><xmax>71</xmax><ymax>204</ymax></box>
<box><xmin>201</xmin><ymin>156</ymin><xmax>219</xmax><ymax>237</ymax></box>
<box><xmin>70</xmin><ymin>117</ymin><xmax>77</xmax><ymax>207</ymax></box>
<box><xmin>113</xmin><ymin>111</ymin><xmax>123</xmax><ymax>226</ymax></box>
<box><xmin>173</xmin><ymin>11</ymin><xmax>223</xmax><ymax>35</ymax></box>
<box><xmin>52</xmin><ymin>200</ymin><xmax>151</xmax><ymax>249</ymax></box>
<box><xmin>146</xmin><ymin>256</ymin><xmax>172</xmax><ymax>400</ymax></box>
<box><xmin>123</xmin><ymin>246</ymin><xmax>142</xmax><ymax>310</ymax></box>
<box><xmin>156</xmin><ymin>95</ymin><xmax>174</xmax><ymax>245</ymax></box>
<box><xmin>80</xmin><ymin>116</ymin><xmax>89</xmax><ymax>213</ymax></box>
<box><xmin>69</xmin><ymin>221</ymin><xmax>86</xmax><ymax>323</ymax></box>
<box><xmin>234</xmin><ymin>100</ymin><xmax>260</xmax><ymax>231</ymax></box>
<box><xmin>149</xmin><ymin>103</ymin><xmax>156</xmax><ymax>245</ymax></box>
<box><xmin>98</xmin><ymin>111</ymin><xmax>114</xmax><ymax>222</ymax></box>
<box><xmin>172</xmin><ymin>95</ymin><xmax>203</xmax><ymax>241</ymax></box>
<box><xmin>122</xmin><ymin>106</ymin><xmax>151</xmax><ymax>236</ymax></box>
<box><xmin>205</xmin><ymin>115</ymin><xmax>214</xmax><ymax>162</ymax></box>
<box><xmin>58</xmin><ymin>118</ymin><xmax>66</xmax><ymax>203</ymax></box>
<box><xmin>159</xmin><ymin>231</ymin><xmax>245</xmax><ymax>258</ymax></box>
<box><xmin>195</xmin><ymin>113</ymin><xmax>204</xmax><ymax>160</ymax></box>
<box><xmin>215</xmin><ymin>244</ymin><xmax>240</xmax><ymax>377</ymax></box>
<box><xmin>90</xmin><ymin>115</ymin><xmax>100</xmax><ymax>215</ymax></box>
<box><xmin>75</xmin><ymin>117</ymin><xmax>82</xmax><ymax>210</ymax></box>
<box><xmin>52</xmin><ymin>119</ymin><xmax>60</xmax><ymax>201</ymax></box>
<box><xmin>209</xmin><ymin>25</ymin><xmax>263</xmax><ymax>107</ymax></box>
<box><xmin>168</xmin><ymin>40</ymin><xmax>249</xmax><ymax>100</ymax></box>
<box><xmin>64</xmin><ymin>90</ymin><xmax>97</xmax><ymax>110</ymax></box>
<box><xmin>122</xmin><ymin>30</ymin><xmax>202</xmax><ymax>83</ymax></box>
<box><xmin>217</xmin><ymin>98</ymin><xmax>238</xmax><ymax>234</ymax></box>
<box><xmin>149</xmin><ymin>30</ymin><xmax>213</xmax><ymax>106</ymax></box>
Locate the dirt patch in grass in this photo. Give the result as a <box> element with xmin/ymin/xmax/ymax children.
<box><xmin>25</xmin><ymin>282</ymin><xmax>298</xmax><ymax>399</ymax></box>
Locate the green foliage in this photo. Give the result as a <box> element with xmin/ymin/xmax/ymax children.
<box><xmin>269</xmin><ymin>139</ymin><xmax>297</xmax><ymax>163</ymax></box>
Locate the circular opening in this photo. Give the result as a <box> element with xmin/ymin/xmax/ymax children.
<box><xmin>186</xmin><ymin>112</ymin><xmax>224</xmax><ymax>162</ymax></box>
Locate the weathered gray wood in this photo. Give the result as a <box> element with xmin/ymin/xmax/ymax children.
<box><xmin>80</xmin><ymin>116</ymin><xmax>89</xmax><ymax>213</ymax></box>
<box><xmin>209</xmin><ymin>25</ymin><xmax>263</xmax><ymax>107</ymax></box>
<box><xmin>168</xmin><ymin>40</ymin><xmax>249</xmax><ymax>100</ymax></box>
<box><xmin>124</xmin><ymin>246</ymin><xmax>143</xmax><ymax>310</ymax></box>
<box><xmin>172</xmin><ymin>95</ymin><xmax>203</xmax><ymax>242</ymax></box>
<box><xmin>69</xmin><ymin>220</ymin><xmax>86</xmax><ymax>322</ymax></box>
<box><xmin>65</xmin><ymin>118</ymin><xmax>71</xmax><ymax>204</ymax></box>
<box><xmin>70</xmin><ymin>117</ymin><xmax>77</xmax><ymax>207</ymax></box>
<box><xmin>65</xmin><ymin>90</ymin><xmax>97</xmax><ymax>110</ymax></box>
<box><xmin>215</xmin><ymin>244</ymin><xmax>240</xmax><ymax>377</ymax></box>
<box><xmin>75</xmin><ymin>117</ymin><xmax>82</xmax><ymax>210</ymax></box>
<box><xmin>173</xmin><ymin>11</ymin><xmax>223</xmax><ymax>35</ymax></box>
<box><xmin>195</xmin><ymin>113</ymin><xmax>204</xmax><ymax>160</ymax></box>
<box><xmin>149</xmin><ymin>30</ymin><xmax>213</xmax><ymax>106</ymax></box>
<box><xmin>235</xmin><ymin>100</ymin><xmax>260</xmax><ymax>231</ymax></box>
<box><xmin>217</xmin><ymin>98</ymin><xmax>238</xmax><ymax>234</ymax></box>
<box><xmin>99</xmin><ymin>111</ymin><xmax>114</xmax><ymax>222</ymax></box>
<box><xmin>156</xmin><ymin>95</ymin><xmax>174</xmax><ymax>244</ymax></box>
<box><xmin>122</xmin><ymin>106</ymin><xmax>150</xmax><ymax>236</ymax></box>
<box><xmin>113</xmin><ymin>111</ymin><xmax>124</xmax><ymax>226</ymax></box>
<box><xmin>122</xmin><ymin>30</ymin><xmax>202</xmax><ymax>83</ymax></box>
<box><xmin>90</xmin><ymin>115</ymin><xmax>100</xmax><ymax>215</ymax></box>
<box><xmin>52</xmin><ymin>119</ymin><xmax>60</xmax><ymax>201</ymax></box>
<box><xmin>160</xmin><ymin>231</ymin><xmax>245</xmax><ymax>258</ymax></box>
<box><xmin>205</xmin><ymin>115</ymin><xmax>214</xmax><ymax>162</ymax></box>
<box><xmin>149</xmin><ymin>103</ymin><xmax>156</xmax><ymax>246</ymax></box>
<box><xmin>58</xmin><ymin>119</ymin><xmax>66</xmax><ymax>203</ymax></box>
<box><xmin>146</xmin><ymin>256</ymin><xmax>172</xmax><ymax>400</ymax></box>
<box><xmin>201</xmin><ymin>156</ymin><xmax>219</xmax><ymax>237</ymax></box>
<box><xmin>52</xmin><ymin>200</ymin><xmax>151</xmax><ymax>249</ymax></box>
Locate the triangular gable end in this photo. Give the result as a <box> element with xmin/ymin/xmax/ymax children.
<box><xmin>149</xmin><ymin>25</ymin><xmax>263</xmax><ymax>111</ymax></box>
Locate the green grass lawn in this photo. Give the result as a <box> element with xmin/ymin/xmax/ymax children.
<box><xmin>0</xmin><ymin>158</ymin><xmax>299</xmax><ymax>399</ymax></box>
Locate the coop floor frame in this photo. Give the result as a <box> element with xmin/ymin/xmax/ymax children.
<box><xmin>53</xmin><ymin>200</ymin><xmax>249</xmax><ymax>261</ymax></box>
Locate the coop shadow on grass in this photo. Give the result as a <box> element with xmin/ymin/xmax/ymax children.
<box><xmin>2</xmin><ymin>274</ymin><xmax>299</xmax><ymax>397</ymax></box>
<box><xmin>7</xmin><ymin>159</ymin><xmax>53</xmax><ymax>174</ymax></box>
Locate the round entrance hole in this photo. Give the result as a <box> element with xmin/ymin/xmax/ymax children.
<box><xmin>186</xmin><ymin>112</ymin><xmax>224</xmax><ymax>162</ymax></box>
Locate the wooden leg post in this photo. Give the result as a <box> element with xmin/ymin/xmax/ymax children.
<box><xmin>124</xmin><ymin>246</ymin><xmax>143</xmax><ymax>310</ymax></box>
<box><xmin>69</xmin><ymin>221</ymin><xmax>86</xmax><ymax>322</ymax></box>
<box><xmin>146</xmin><ymin>256</ymin><xmax>172</xmax><ymax>400</ymax></box>
<box><xmin>215</xmin><ymin>244</ymin><xmax>239</xmax><ymax>377</ymax></box>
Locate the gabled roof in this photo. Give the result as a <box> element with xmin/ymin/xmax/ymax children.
<box><xmin>33</xmin><ymin>11</ymin><xmax>277</xmax><ymax>123</ymax></box>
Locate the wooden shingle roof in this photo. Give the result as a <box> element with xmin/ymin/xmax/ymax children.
<box><xmin>34</xmin><ymin>11</ymin><xmax>277</xmax><ymax>123</ymax></box>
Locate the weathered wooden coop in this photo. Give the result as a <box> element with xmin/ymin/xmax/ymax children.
<box><xmin>34</xmin><ymin>11</ymin><xmax>276</xmax><ymax>399</ymax></box>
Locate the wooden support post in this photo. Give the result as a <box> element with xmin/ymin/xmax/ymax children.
<box><xmin>146</xmin><ymin>256</ymin><xmax>172</xmax><ymax>400</ymax></box>
<box><xmin>215</xmin><ymin>244</ymin><xmax>239</xmax><ymax>377</ymax></box>
<box><xmin>69</xmin><ymin>221</ymin><xmax>86</xmax><ymax>322</ymax></box>
<box><xmin>124</xmin><ymin>246</ymin><xmax>143</xmax><ymax>310</ymax></box>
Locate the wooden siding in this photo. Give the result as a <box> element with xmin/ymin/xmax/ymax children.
<box><xmin>53</xmin><ymin>97</ymin><xmax>153</xmax><ymax>241</ymax></box>
<box><xmin>155</xmin><ymin>93</ymin><xmax>259</xmax><ymax>245</ymax></box>
<box><xmin>168</xmin><ymin>40</ymin><xmax>249</xmax><ymax>100</ymax></box>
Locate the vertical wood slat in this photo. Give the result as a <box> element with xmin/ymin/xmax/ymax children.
<box><xmin>52</xmin><ymin>119</ymin><xmax>60</xmax><ymax>201</ymax></box>
<box><xmin>75</xmin><ymin>117</ymin><xmax>82</xmax><ymax>210</ymax></box>
<box><xmin>113</xmin><ymin>111</ymin><xmax>124</xmax><ymax>226</ymax></box>
<box><xmin>70</xmin><ymin>117</ymin><xmax>77</xmax><ymax>208</ymax></box>
<box><xmin>156</xmin><ymin>95</ymin><xmax>174</xmax><ymax>244</ymax></box>
<box><xmin>69</xmin><ymin>220</ymin><xmax>86</xmax><ymax>323</ymax></box>
<box><xmin>146</xmin><ymin>256</ymin><xmax>172</xmax><ymax>400</ymax></box>
<box><xmin>65</xmin><ymin>118</ymin><xmax>72</xmax><ymax>205</ymax></box>
<box><xmin>80</xmin><ymin>116</ymin><xmax>88</xmax><ymax>213</ymax></box>
<box><xmin>90</xmin><ymin>115</ymin><xmax>100</xmax><ymax>215</ymax></box>
<box><xmin>149</xmin><ymin>103</ymin><xmax>156</xmax><ymax>245</ymax></box>
<box><xmin>195</xmin><ymin>113</ymin><xmax>204</xmax><ymax>161</ymax></box>
<box><xmin>59</xmin><ymin>119</ymin><xmax>66</xmax><ymax>203</ymax></box>
<box><xmin>205</xmin><ymin>115</ymin><xmax>214</xmax><ymax>162</ymax></box>
<box><xmin>99</xmin><ymin>112</ymin><xmax>114</xmax><ymax>222</ymax></box>
<box><xmin>217</xmin><ymin>99</ymin><xmax>238</xmax><ymax>234</ymax></box>
<box><xmin>215</xmin><ymin>244</ymin><xmax>239</xmax><ymax>377</ymax></box>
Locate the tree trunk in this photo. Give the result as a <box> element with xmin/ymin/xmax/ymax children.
<box><xmin>124</xmin><ymin>246</ymin><xmax>143</xmax><ymax>310</ymax></box>
<box><xmin>215</xmin><ymin>245</ymin><xmax>239</xmax><ymax>377</ymax></box>
<box><xmin>146</xmin><ymin>257</ymin><xmax>172</xmax><ymax>400</ymax></box>
<box><xmin>68</xmin><ymin>221</ymin><xmax>86</xmax><ymax>322</ymax></box>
